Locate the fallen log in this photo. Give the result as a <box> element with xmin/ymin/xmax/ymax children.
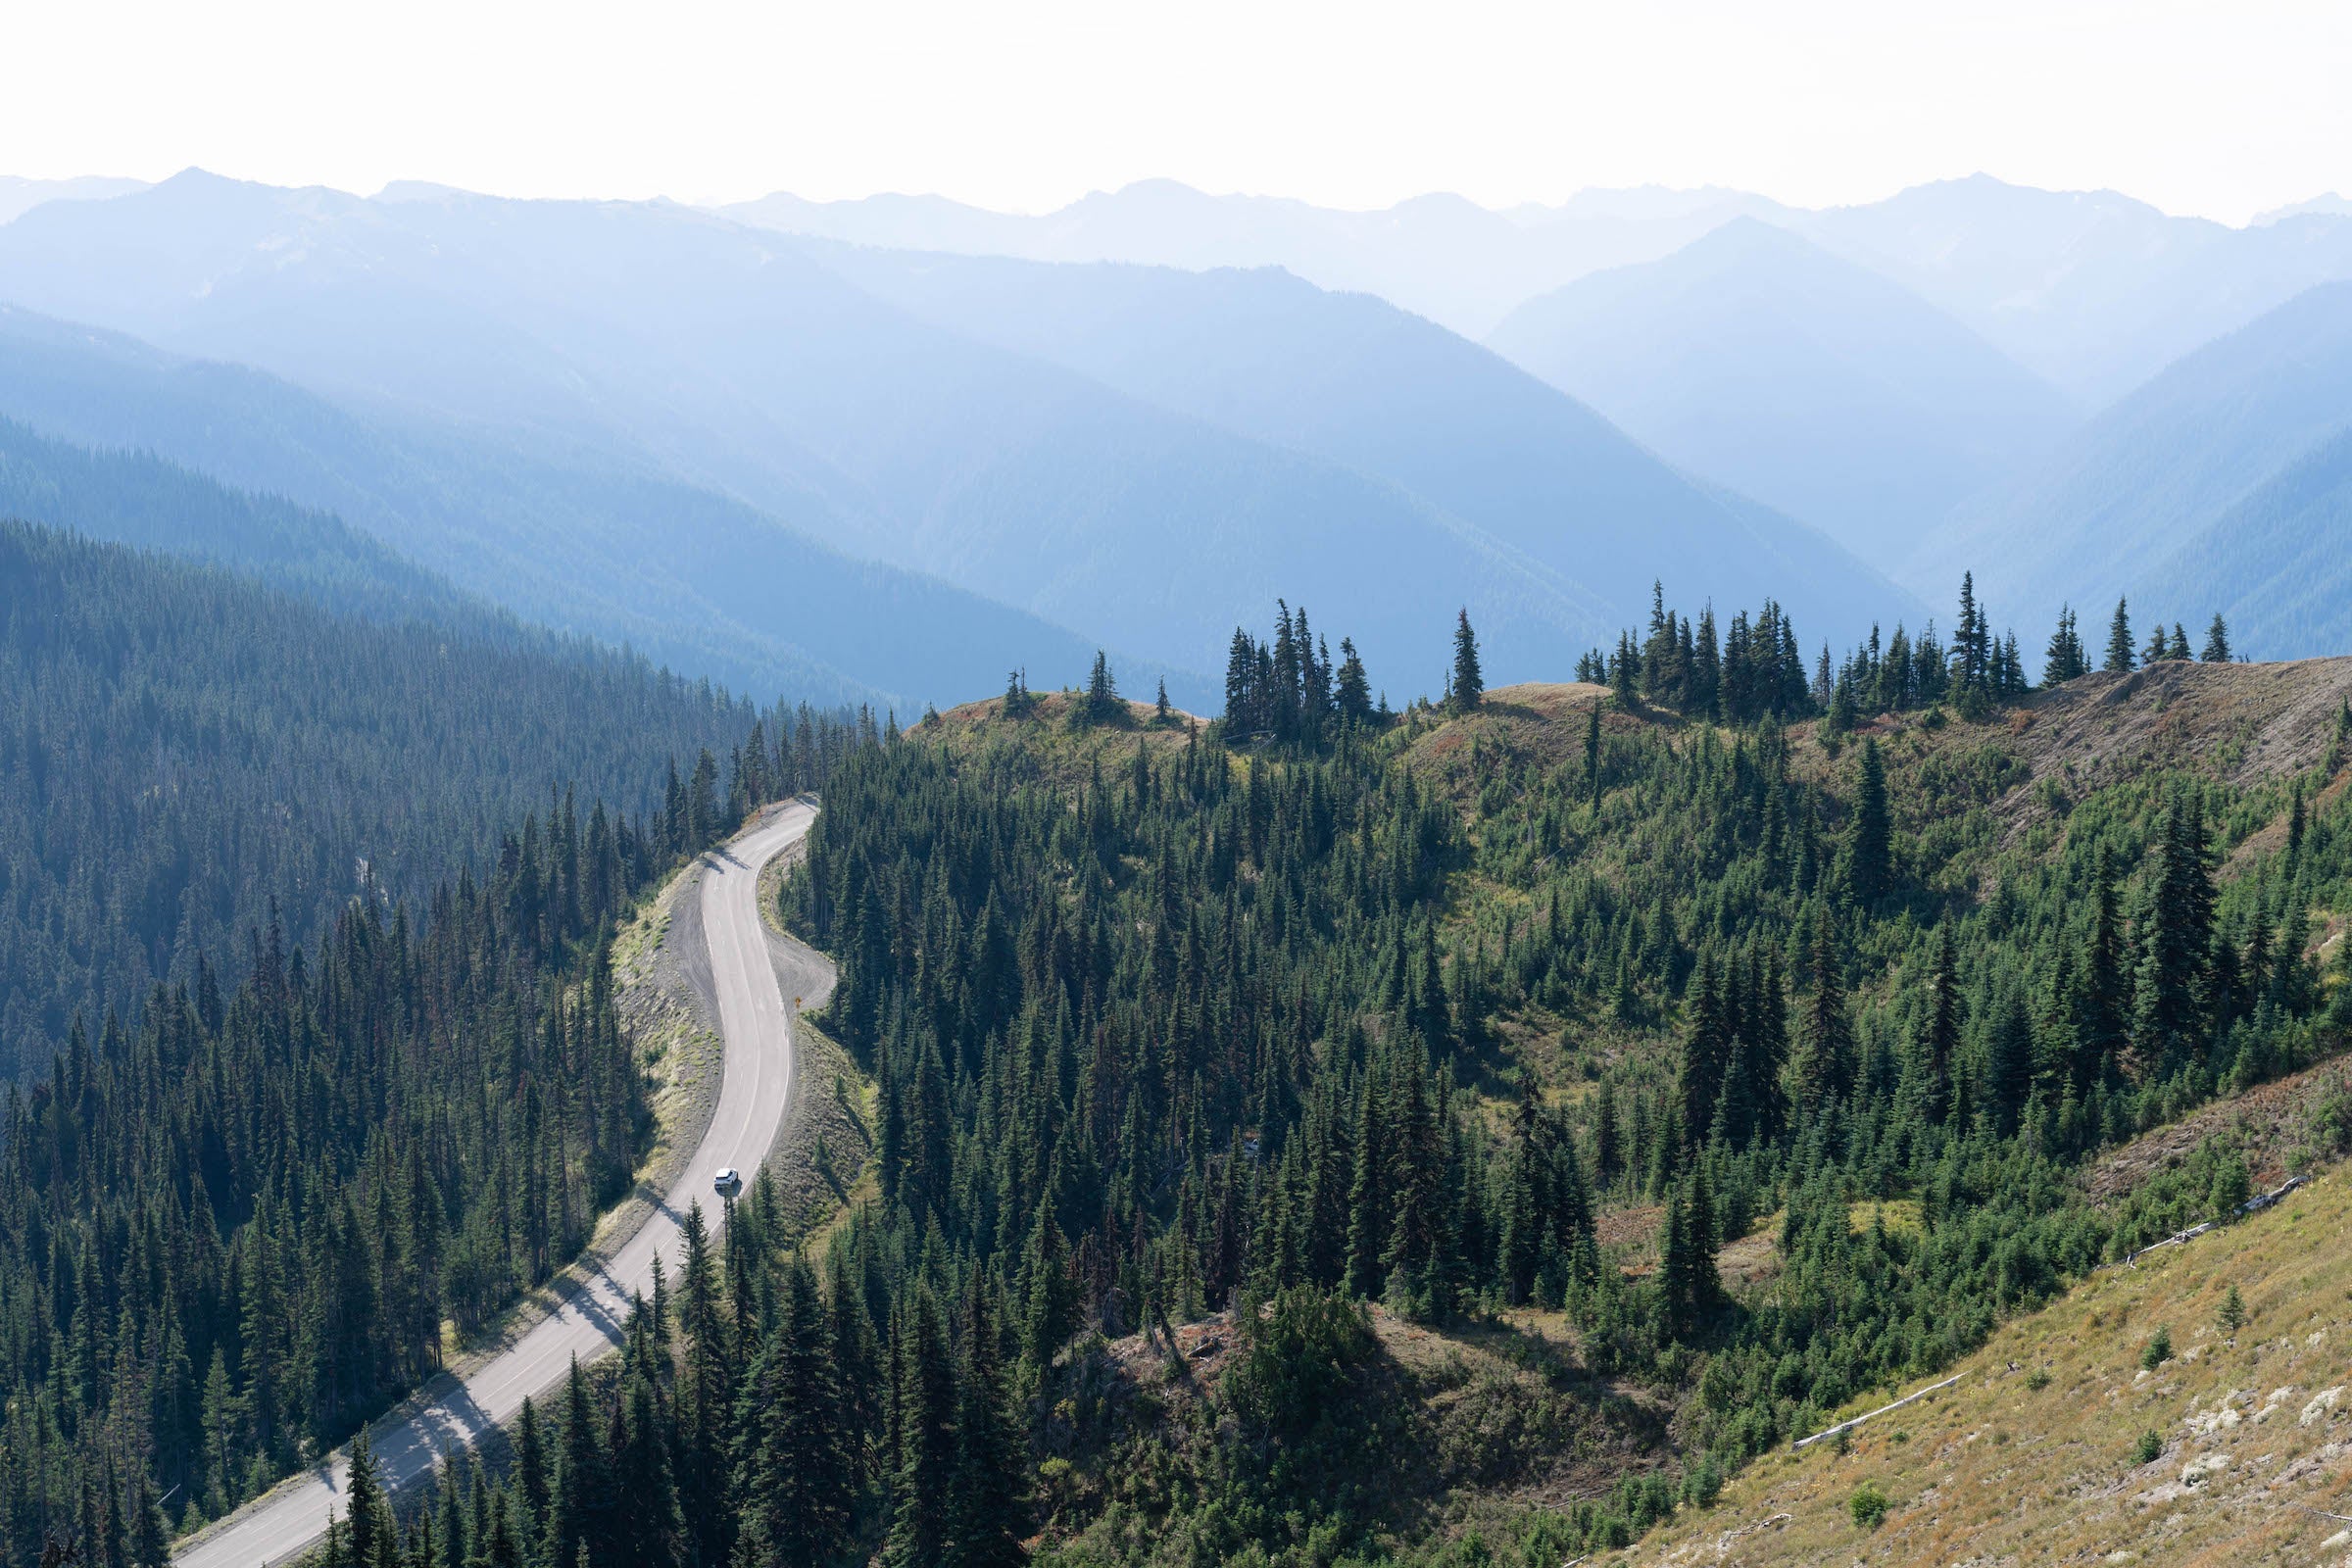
<box><xmin>1793</xmin><ymin>1373</ymin><xmax>1965</xmax><ymax>1449</ymax></box>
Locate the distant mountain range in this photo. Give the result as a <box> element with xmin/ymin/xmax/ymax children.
<box><xmin>1913</xmin><ymin>281</ymin><xmax>2352</xmax><ymax>658</ymax></box>
<box><xmin>1486</xmin><ymin>219</ymin><xmax>2081</xmax><ymax>571</ymax></box>
<box><xmin>4</xmin><ymin>168</ymin><xmax>2352</xmax><ymax>682</ymax></box>
<box><xmin>726</xmin><ymin>179</ymin><xmax>1792</xmax><ymax>342</ymax></box>
<box><xmin>0</xmin><ymin>175</ymin><xmax>146</xmax><ymax>226</ymax></box>
<box><xmin>0</xmin><ymin>172</ymin><xmax>1907</xmax><ymax>703</ymax></box>
<box><xmin>725</xmin><ymin>174</ymin><xmax>2352</xmax><ymax>408</ymax></box>
<box><xmin>1790</xmin><ymin>175</ymin><xmax>2352</xmax><ymax>406</ymax></box>
<box><xmin>808</xmin><ymin>240</ymin><xmax>1912</xmax><ymax>659</ymax></box>
<box><xmin>0</xmin><ymin>303</ymin><xmax>1126</xmax><ymax>711</ymax></box>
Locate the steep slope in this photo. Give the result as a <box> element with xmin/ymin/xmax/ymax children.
<box><xmin>0</xmin><ymin>303</ymin><xmax>1147</xmax><ymax>710</ymax></box>
<box><xmin>2137</xmin><ymin>425</ymin><xmax>2352</xmax><ymax>660</ymax></box>
<box><xmin>1800</xmin><ymin>173</ymin><xmax>2352</xmax><ymax>403</ymax></box>
<box><xmin>1637</xmin><ymin>1143</ymin><xmax>2352</xmax><ymax>1567</ymax></box>
<box><xmin>0</xmin><ymin>414</ymin><xmax>469</xmax><ymax>624</ymax></box>
<box><xmin>0</xmin><ymin>517</ymin><xmax>772</xmax><ymax>1078</ymax></box>
<box><xmin>1487</xmin><ymin>219</ymin><xmax>2079</xmax><ymax>568</ymax></box>
<box><xmin>1913</xmin><ymin>281</ymin><xmax>2352</xmax><ymax>644</ymax></box>
<box><xmin>806</xmin><ymin>241</ymin><xmax>1916</xmax><ymax>647</ymax></box>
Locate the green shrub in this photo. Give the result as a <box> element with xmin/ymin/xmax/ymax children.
<box><xmin>2140</xmin><ymin>1327</ymin><xmax>2173</xmax><ymax>1370</ymax></box>
<box><xmin>2135</xmin><ymin>1430</ymin><xmax>2163</xmax><ymax>1465</ymax></box>
<box><xmin>2219</xmin><ymin>1284</ymin><xmax>2247</xmax><ymax>1333</ymax></box>
<box><xmin>1849</xmin><ymin>1483</ymin><xmax>1889</xmax><ymax>1530</ymax></box>
<box><xmin>1221</xmin><ymin>1286</ymin><xmax>1374</xmax><ymax>1437</ymax></box>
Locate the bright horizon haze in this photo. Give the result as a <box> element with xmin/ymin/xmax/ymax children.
<box><xmin>5</xmin><ymin>0</ymin><xmax>2349</xmax><ymax>225</ymax></box>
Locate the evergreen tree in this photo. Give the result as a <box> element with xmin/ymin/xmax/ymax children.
<box><xmin>1843</xmin><ymin>738</ymin><xmax>1892</xmax><ymax>907</ymax></box>
<box><xmin>1335</xmin><ymin>637</ymin><xmax>1373</xmax><ymax>724</ymax></box>
<box><xmin>1449</xmin><ymin>610</ymin><xmax>1485</xmax><ymax>713</ymax></box>
<box><xmin>2105</xmin><ymin>598</ymin><xmax>2135</xmax><ymax>673</ymax></box>
<box><xmin>346</xmin><ymin>1431</ymin><xmax>389</xmax><ymax>1568</ymax></box>
<box><xmin>2074</xmin><ymin>846</ymin><xmax>2129</xmax><ymax>1089</ymax></box>
<box><xmin>125</xmin><ymin>1471</ymin><xmax>170</xmax><ymax>1568</ymax></box>
<box><xmin>1793</xmin><ymin>906</ymin><xmax>1854</xmax><ymax>1115</ymax></box>
<box><xmin>514</xmin><ymin>1396</ymin><xmax>550</xmax><ymax>1555</ymax></box>
<box><xmin>1983</xmin><ymin>987</ymin><xmax>2036</xmax><ymax>1135</ymax></box>
<box><xmin>732</xmin><ymin>1257</ymin><xmax>850</xmax><ymax>1568</ymax></box>
<box><xmin>946</xmin><ymin>1283</ymin><xmax>1027</xmax><ymax>1568</ymax></box>
<box><xmin>2131</xmin><ymin>790</ymin><xmax>2218</xmax><ymax>1079</ymax></box>
<box><xmin>1675</xmin><ymin>954</ymin><xmax>1730</xmax><ymax>1152</ymax></box>
<box><xmin>883</xmin><ymin>1289</ymin><xmax>956</xmax><ymax>1568</ymax></box>
<box><xmin>549</xmin><ymin>1357</ymin><xmax>610</xmax><ymax>1568</ymax></box>
<box><xmin>612</xmin><ymin>1374</ymin><xmax>681</xmax><ymax>1568</ymax></box>
<box><xmin>1659</xmin><ymin>1168</ymin><xmax>1722</xmax><ymax>1335</ymax></box>
<box><xmin>1078</xmin><ymin>652</ymin><xmax>1122</xmax><ymax>727</ymax></box>
<box><xmin>2043</xmin><ymin>606</ymin><xmax>2086</xmax><ymax>685</ymax></box>
<box><xmin>1916</xmin><ymin>924</ymin><xmax>1961</xmax><ymax>1123</ymax></box>
<box><xmin>674</xmin><ymin>1203</ymin><xmax>732</xmax><ymax>1568</ymax></box>
<box><xmin>2201</xmin><ymin>613</ymin><xmax>2232</xmax><ymax>663</ymax></box>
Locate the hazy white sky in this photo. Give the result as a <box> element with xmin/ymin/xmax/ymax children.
<box><xmin>6</xmin><ymin>0</ymin><xmax>2348</xmax><ymax>222</ymax></box>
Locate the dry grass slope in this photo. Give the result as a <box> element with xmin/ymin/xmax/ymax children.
<box><xmin>1634</xmin><ymin>1167</ymin><xmax>2352</xmax><ymax>1567</ymax></box>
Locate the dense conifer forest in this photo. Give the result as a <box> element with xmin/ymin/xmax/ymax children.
<box><xmin>0</xmin><ymin>520</ymin><xmax>847</xmax><ymax>1082</ymax></box>
<box><xmin>10</xmin><ymin>562</ymin><xmax>2348</xmax><ymax>1568</ymax></box>
<box><xmin>0</xmin><ymin>521</ymin><xmax>875</xmax><ymax>1565</ymax></box>
<box><xmin>704</xmin><ymin>585</ymin><xmax>2340</xmax><ymax>1565</ymax></box>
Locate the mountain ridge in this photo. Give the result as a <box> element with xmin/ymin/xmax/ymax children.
<box><xmin>1487</xmin><ymin>216</ymin><xmax>2080</xmax><ymax>567</ymax></box>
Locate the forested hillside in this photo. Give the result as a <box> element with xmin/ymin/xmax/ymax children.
<box><xmin>280</xmin><ymin>588</ymin><xmax>2351</xmax><ymax>1568</ymax></box>
<box><xmin>0</xmin><ymin>521</ymin><xmax>795</xmax><ymax>1081</ymax></box>
<box><xmin>0</xmin><ymin>529</ymin><xmax>872</xmax><ymax>1562</ymax></box>
<box><xmin>0</xmin><ymin>416</ymin><xmax>471</xmax><ymax>625</ymax></box>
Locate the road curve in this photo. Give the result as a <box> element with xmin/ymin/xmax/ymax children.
<box><xmin>176</xmin><ymin>801</ymin><xmax>828</xmax><ymax>1568</ymax></box>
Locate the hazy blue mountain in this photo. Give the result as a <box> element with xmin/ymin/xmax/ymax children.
<box><xmin>1912</xmin><ymin>281</ymin><xmax>2352</xmax><ymax>648</ymax></box>
<box><xmin>0</xmin><ymin>414</ymin><xmax>468</xmax><ymax>623</ymax></box>
<box><xmin>0</xmin><ymin>303</ymin><xmax>1152</xmax><ymax>711</ymax></box>
<box><xmin>725</xmin><ymin>178</ymin><xmax>1788</xmax><ymax>339</ymax></box>
<box><xmin>1799</xmin><ymin>174</ymin><xmax>2352</xmax><ymax>403</ymax></box>
<box><xmin>811</xmin><ymin>240</ymin><xmax>1916</xmax><ymax>646</ymax></box>
<box><xmin>0</xmin><ymin>180</ymin><xmax>1620</xmax><ymax>695</ymax></box>
<box><xmin>0</xmin><ymin>174</ymin><xmax>146</xmax><ymax>226</ymax></box>
<box><xmin>733</xmin><ymin>174</ymin><xmax>2352</xmax><ymax>406</ymax></box>
<box><xmin>2138</xmin><ymin>424</ymin><xmax>2352</xmax><ymax>660</ymax></box>
<box><xmin>1484</xmin><ymin>219</ymin><xmax>2079</xmax><ymax>569</ymax></box>
<box><xmin>2256</xmin><ymin>193</ymin><xmax>2352</xmax><ymax>224</ymax></box>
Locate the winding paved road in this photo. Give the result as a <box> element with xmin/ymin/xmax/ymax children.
<box><xmin>175</xmin><ymin>801</ymin><xmax>829</xmax><ymax>1568</ymax></box>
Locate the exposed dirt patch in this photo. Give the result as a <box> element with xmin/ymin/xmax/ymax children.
<box><xmin>2023</xmin><ymin>659</ymin><xmax>2352</xmax><ymax>792</ymax></box>
<box><xmin>2085</xmin><ymin>1057</ymin><xmax>2352</xmax><ymax>1200</ymax></box>
<box><xmin>757</xmin><ymin>1016</ymin><xmax>873</xmax><ymax>1250</ymax></box>
<box><xmin>1961</xmin><ymin>658</ymin><xmax>2352</xmax><ymax>850</ymax></box>
<box><xmin>1036</xmin><ymin>1298</ymin><xmax>1671</xmax><ymax>1553</ymax></box>
<box><xmin>1717</xmin><ymin>1225</ymin><xmax>1784</xmax><ymax>1290</ymax></box>
<box><xmin>1405</xmin><ymin>681</ymin><xmax>1624</xmax><ymax>783</ymax></box>
<box><xmin>1597</xmin><ymin>1201</ymin><xmax>1665</xmax><ymax>1251</ymax></box>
